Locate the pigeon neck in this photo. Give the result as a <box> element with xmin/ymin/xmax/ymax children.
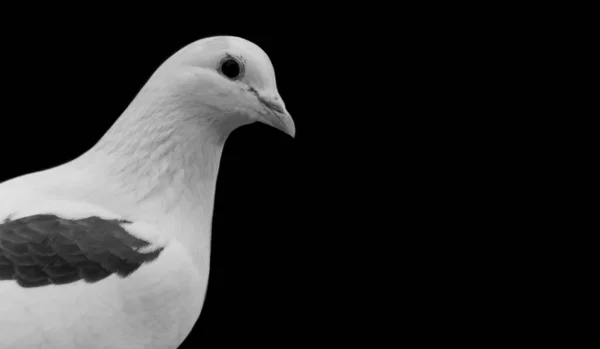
<box><xmin>71</xmin><ymin>90</ymin><xmax>235</xmax><ymax>232</ymax></box>
<box><xmin>85</xmin><ymin>106</ymin><xmax>226</xmax><ymax>191</ymax></box>
<box><xmin>81</xmin><ymin>73</ymin><xmax>240</xmax><ymax>201</ymax></box>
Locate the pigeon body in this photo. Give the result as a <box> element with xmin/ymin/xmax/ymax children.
<box><xmin>0</xmin><ymin>36</ymin><xmax>294</xmax><ymax>349</ymax></box>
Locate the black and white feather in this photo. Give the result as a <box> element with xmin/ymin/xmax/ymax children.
<box><xmin>0</xmin><ymin>214</ymin><xmax>163</xmax><ymax>288</ymax></box>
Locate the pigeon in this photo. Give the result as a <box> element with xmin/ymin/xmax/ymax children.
<box><xmin>0</xmin><ymin>36</ymin><xmax>295</xmax><ymax>349</ymax></box>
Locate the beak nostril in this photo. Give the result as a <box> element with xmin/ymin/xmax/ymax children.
<box><xmin>269</xmin><ymin>101</ymin><xmax>285</xmax><ymax>114</ymax></box>
<box><xmin>259</xmin><ymin>96</ymin><xmax>285</xmax><ymax>114</ymax></box>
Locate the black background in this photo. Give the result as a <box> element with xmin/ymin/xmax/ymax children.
<box><xmin>0</xmin><ymin>29</ymin><xmax>342</xmax><ymax>347</ymax></box>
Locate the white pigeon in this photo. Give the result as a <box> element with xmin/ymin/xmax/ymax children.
<box><xmin>0</xmin><ymin>36</ymin><xmax>295</xmax><ymax>349</ymax></box>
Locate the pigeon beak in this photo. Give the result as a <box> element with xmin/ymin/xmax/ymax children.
<box><xmin>258</xmin><ymin>95</ymin><xmax>296</xmax><ymax>138</ymax></box>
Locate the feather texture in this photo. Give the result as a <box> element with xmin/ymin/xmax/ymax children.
<box><xmin>0</xmin><ymin>214</ymin><xmax>163</xmax><ymax>287</ymax></box>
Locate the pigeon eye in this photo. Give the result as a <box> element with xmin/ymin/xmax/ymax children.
<box><xmin>219</xmin><ymin>56</ymin><xmax>244</xmax><ymax>80</ymax></box>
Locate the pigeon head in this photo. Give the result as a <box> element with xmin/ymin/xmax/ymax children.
<box><xmin>82</xmin><ymin>36</ymin><xmax>294</xmax><ymax>187</ymax></box>
<box><xmin>153</xmin><ymin>36</ymin><xmax>296</xmax><ymax>139</ymax></box>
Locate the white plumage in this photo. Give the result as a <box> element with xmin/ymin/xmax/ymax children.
<box><xmin>0</xmin><ymin>36</ymin><xmax>294</xmax><ymax>349</ymax></box>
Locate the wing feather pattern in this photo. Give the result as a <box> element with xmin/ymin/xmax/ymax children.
<box><xmin>0</xmin><ymin>214</ymin><xmax>163</xmax><ymax>288</ymax></box>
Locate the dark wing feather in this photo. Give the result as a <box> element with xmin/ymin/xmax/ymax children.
<box><xmin>0</xmin><ymin>214</ymin><xmax>163</xmax><ymax>288</ymax></box>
